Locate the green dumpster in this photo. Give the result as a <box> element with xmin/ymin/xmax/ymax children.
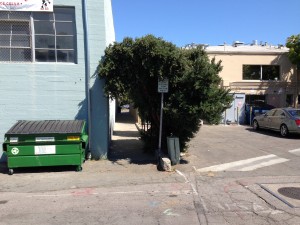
<box><xmin>2</xmin><ymin>120</ymin><xmax>88</xmax><ymax>175</ymax></box>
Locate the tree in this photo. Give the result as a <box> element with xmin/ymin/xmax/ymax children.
<box><xmin>98</xmin><ymin>35</ymin><xmax>232</xmax><ymax>151</ymax></box>
<box><xmin>286</xmin><ymin>34</ymin><xmax>300</xmax><ymax>68</ymax></box>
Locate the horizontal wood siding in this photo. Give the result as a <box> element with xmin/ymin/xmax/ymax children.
<box><xmin>0</xmin><ymin>0</ymin><xmax>113</xmax><ymax>161</ymax></box>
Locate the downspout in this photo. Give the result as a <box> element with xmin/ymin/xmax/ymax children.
<box><xmin>83</xmin><ymin>0</ymin><xmax>92</xmax><ymax>151</ymax></box>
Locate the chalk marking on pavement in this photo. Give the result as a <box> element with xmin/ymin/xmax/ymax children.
<box><xmin>270</xmin><ymin>210</ymin><xmax>284</xmax><ymax>215</ymax></box>
<box><xmin>199</xmin><ymin>196</ymin><xmax>208</xmax><ymax>212</ymax></box>
<box><xmin>196</xmin><ymin>154</ymin><xmax>289</xmax><ymax>172</ymax></box>
<box><xmin>289</xmin><ymin>148</ymin><xmax>300</xmax><ymax>156</ymax></box>
<box><xmin>106</xmin><ymin>191</ymin><xmax>145</xmax><ymax>194</ymax></box>
<box><xmin>27</xmin><ymin>193</ymin><xmax>75</xmax><ymax>197</ymax></box>
<box><xmin>163</xmin><ymin>209</ymin><xmax>180</xmax><ymax>216</ymax></box>
<box><xmin>217</xmin><ymin>203</ymin><xmax>225</xmax><ymax>210</ymax></box>
<box><xmin>175</xmin><ymin>169</ymin><xmax>198</xmax><ymax>195</ymax></box>
<box><xmin>26</xmin><ymin>190</ymin><xmax>194</xmax><ymax>198</ymax></box>
<box><xmin>213</xmin><ymin>202</ymin><xmax>284</xmax><ymax>215</ymax></box>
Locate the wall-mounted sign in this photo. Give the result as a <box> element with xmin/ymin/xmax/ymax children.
<box><xmin>0</xmin><ymin>0</ymin><xmax>53</xmax><ymax>12</ymax></box>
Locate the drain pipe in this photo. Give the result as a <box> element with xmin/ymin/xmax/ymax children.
<box><xmin>82</xmin><ymin>0</ymin><xmax>92</xmax><ymax>152</ymax></box>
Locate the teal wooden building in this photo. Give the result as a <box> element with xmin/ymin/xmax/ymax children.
<box><xmin>0</xmin><ymin>0</ymin><xmax>115</xmax><ymax>161</ymax></box>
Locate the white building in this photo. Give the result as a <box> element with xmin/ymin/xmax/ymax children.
<box><xmin>205</xmin><ymin>42</ymin><xmax>297</xmax><ymax>124</ymax></box>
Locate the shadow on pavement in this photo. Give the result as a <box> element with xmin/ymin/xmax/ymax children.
<box><xmin>0</xmin><ymin>111</ymin><xmax>157</xmax><ymax>175</ymax></box>
<box><xmin>108</xmin><ymin>111</ymin><xmax>156</xmax><ymax>165</ymax></box>
<box><xmin>113</xmin><ymin>130</ymin><xmax>140</xmax><ymax>138</ymax></box>
<box><xmin>246</xmin><ymin>127</ymin><xmax>300</xmax><ymax>139</ymax></box>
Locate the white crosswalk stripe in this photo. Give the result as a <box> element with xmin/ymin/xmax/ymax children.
<box><xmin>289</xmin><ymin>148</ymin><xmax>300</xmax><ymax>156</ymax></box>
<box><xmin>196</xmin><ymin>154</ymin><xmax>289</xmax><ymax>172</ymax></box>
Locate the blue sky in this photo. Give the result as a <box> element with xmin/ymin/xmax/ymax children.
<box><xmin>112</xmin><ymin>0</ymin><xmax>300</xmax><ymax>47</ymax></box>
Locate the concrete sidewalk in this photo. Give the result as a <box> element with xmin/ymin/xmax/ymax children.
<box><xmin>0</xmin><ymin>112</ymin><xmax>299</xmax><ymax>225</ymax></box>
<box><xmin>0</xmin><ymin>111</ymin><xmax>183</xmax><ymax>191</ymax></box>
<box><xmin>0</xmin><ymin>112</ymin><xmax>200</xmax><ymax>225</ymax></box>
<box><xmin>109</xmin><ymin>111</ymin><xmax>156</xmax><ymax>165</ymax></box>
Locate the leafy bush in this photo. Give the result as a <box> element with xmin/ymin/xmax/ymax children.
<box><xmin>99</xmin><ymin>35</ymin><xmax>232</xmax><ymax>152</ymax></box>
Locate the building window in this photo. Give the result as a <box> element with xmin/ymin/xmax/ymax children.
<box><xmin>243</xmin><ymin>65</ymin><xmax>280</xmax><ymax>81</ymax></box>
<box><xmin>245</xmin><ymin>95</ymin><xmax>266</xmax><ymax>105</ymax></box>
<box><xmin>286</xmin><ymin>94</ymin><xmax>293</xmax><ymax>107</ymax></box>
<box><xmin>0</xmin><ymin>12</ymin><xmax>31</xmax><ymax>62</ymax></box>
<box><xmin>0</xmin><ymin>7</ymin><xmax>76</xmax><ymax>63</ymax></box>
<box><xmin>33</xmin><ymin>8</ymin><xmax>76</xmax><ymax>63</ymax></box>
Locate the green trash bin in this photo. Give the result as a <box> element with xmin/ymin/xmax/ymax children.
<box><xmin>2</xmin><ymin>120</ymin><xmax>88</xmax><ymax>175</ymax></box>
<box><xmin>167</xmin><ymin>136</ymin><xmax>180</xmax><ymax>165</ymax></box>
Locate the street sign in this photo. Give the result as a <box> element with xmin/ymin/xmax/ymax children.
<box><xmin>157</xmin><ymin>78</ymin><xmax>169</xmax><ymax>163</ymax></box>
<box><xmin>158</xmin><ymin>79</ymin><xmax>169</xmax><ymax>93</ymax></box>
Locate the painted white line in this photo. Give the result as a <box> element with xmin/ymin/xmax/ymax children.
<box><xmin>175</xmin><ymin>169</ymin><xmax>198</xmax><ymax>195</ymax></box>
<box><xmin>196</xmin><ymin>154</ymin><xmax>276</xmax><ymax>172</ymax></box>
<box><xmin>289</xmin><ymin>148</ymin><xmax>300</xmax><ymax>156</ymax></box>
<box><xmin>196</xmin><ymin>154</ymin><xmax>289</xmax><ymax>172</ymax></box>
<box><xmin>238</xmin><ymin>158</ymin><xmax>289</xmax><ymax>171</ymax></box>
<box><xmin>175</xmin><ymin>169</ymin><xmax>189</xmax><ymax>183</ymax></box>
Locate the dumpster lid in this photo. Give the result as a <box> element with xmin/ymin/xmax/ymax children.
<box><xmin>5</xmin><ymin>120</ymin><xmax>85</xmax><ymax>135</ymax></box>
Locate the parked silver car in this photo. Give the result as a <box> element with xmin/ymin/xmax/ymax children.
<box><xmin>252</xmin><ymin>108</ymin><xmax>300</xmax><ymax>137</ymax></box>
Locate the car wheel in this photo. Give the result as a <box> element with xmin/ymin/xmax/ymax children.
<box><xmin>253</xmin><ymin>120</ymin><xmax>259</xmax><ymax>130</ymax></box>
<box><xmin>280</xmin><ymin>124</ymin><xmax>289</xmax><ymax>137</ymax></box>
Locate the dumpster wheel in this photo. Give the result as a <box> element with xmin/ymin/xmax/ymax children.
<box><xmin>76</xmin><ymin>165</ymin><xmax>82</xmax><ymax>172</ymax></box>
<box><xmin>8</xmin><ymin>168</ymin><xmax>14</xmax><ymax>175</ymax></box>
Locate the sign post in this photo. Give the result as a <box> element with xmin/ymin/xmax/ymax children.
<box><xmin>157</xmin><ymin>79</ymin><xmax>169</xmax><ymax>159</ymax></box>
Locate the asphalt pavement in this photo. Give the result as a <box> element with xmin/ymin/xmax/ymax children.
<box><xmin>0</xmin><ymin>112</ymin><xmax>299</xmax><ymax>225</ymax></box>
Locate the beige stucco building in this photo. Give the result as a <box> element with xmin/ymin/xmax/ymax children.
<box><xmin>206</xmin><ymin>42</ymin><xmax>298</xmax><ymax>108</ymax></box>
